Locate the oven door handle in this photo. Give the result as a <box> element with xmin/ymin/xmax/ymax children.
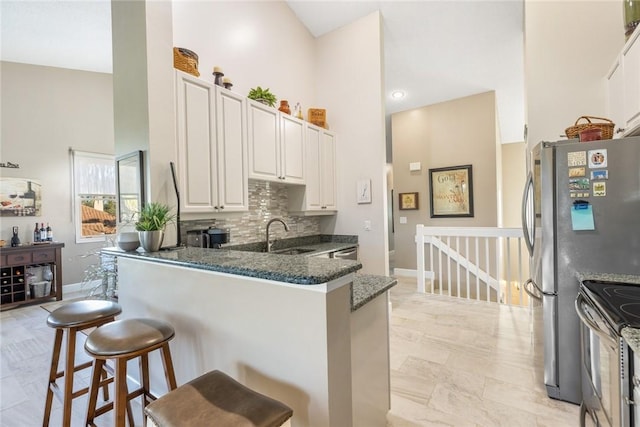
<box><xmin>575</xmin><ymin>294</ymin><xmax>615</xmax><ymax>344</ymax></box>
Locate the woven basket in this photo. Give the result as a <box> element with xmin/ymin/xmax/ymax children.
<box><xmin>565</xmin><ymin>116</ymin><xmax>614</xmax><ymax>140</ymax></box>
<box><xmin>173</xmin><ymin>47</ymin><xmax>200</xmax><ymax>77</ymax></box>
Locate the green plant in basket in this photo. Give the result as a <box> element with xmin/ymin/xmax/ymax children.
<box><xmin>248</xmin><ymin>86</ymin><xmax>277</xmax><ymax>107</ymax></box>
<box><xmin>135</xmin><ymin>202</ymin><xmax>176</xmax><ymax>231</ymax></box>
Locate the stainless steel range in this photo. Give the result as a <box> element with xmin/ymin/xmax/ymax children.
<box><xmin>577</xmin><ymin>279</ymin><xmax>640</xmax><ymax>427</ymax></box>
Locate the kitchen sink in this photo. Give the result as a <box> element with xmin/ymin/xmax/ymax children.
<box><xmin>273</xmin><ymin>248</ymin><xmax>316</xmax><ymax>255</ymax></box>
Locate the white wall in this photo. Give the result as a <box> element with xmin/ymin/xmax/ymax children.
<box><xmin>0</xmin><ymin>61</ymin><xmax>114</xmax><ymax>285</ymax></box>
<box><xmin>172</xmin><ymin>1</ymin><xmax>317</xmax><ymax>119</ymax></box>
<box><xmin>316</xmin><ymin>12</ymin><xmax>388</xmax><ymax>276</ymax></box>
<box><xmin>524</xmin><ymin>0</ymin><xmax>624</xmax><ymax>152</ymax></box>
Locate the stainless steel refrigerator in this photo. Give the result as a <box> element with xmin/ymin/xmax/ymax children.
<box><xmin>522</xmin><ymin>135</ymin><xmax>640</xmax><ymax>404</ymax></box>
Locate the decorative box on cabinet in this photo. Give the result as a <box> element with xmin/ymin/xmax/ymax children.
<box><xmin>0</xmin><ymin>243</ymin><xmax>64</xmax><ymax>310</ymax></box>
<box><xmin>288</xmin><ymin>124</ymin><xmax>337</xmax><ymax>215</ymax></box>
<box><xmin>247</xmin><ymin>100</ymin><xmax>305</xmax><ymax>184</ymax></box>
<box><xmin>175</xmin><ymin>70</ymin><xmax>248</xmax><ymax>213</ymax></box>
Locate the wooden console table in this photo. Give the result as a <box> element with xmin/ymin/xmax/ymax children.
<box><xmin>0</xmin><ymin>243</ymin><xmax>64</xmax><ymax>310</ymax></box>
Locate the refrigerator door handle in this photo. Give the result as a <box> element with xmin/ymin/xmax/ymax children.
<box><xmin>523</xmin><ymin>278</ymin><xmax>543</xmax><ymax>301</ymax></box>
<box><xmin>521</xmin><ymin>171</ymin><xmax>535</xmax><ymax>257</ymax></box>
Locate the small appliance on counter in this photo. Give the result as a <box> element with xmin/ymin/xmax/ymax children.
<box><xmin>186</xmin><ymin>227</ymin><xmax>230</xmax><ymax>249</ymax></box>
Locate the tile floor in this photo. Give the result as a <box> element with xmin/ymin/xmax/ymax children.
<box><xmin>0</xmin><ymin>277</ymin><xmax>579</xmax><ymax>426</ymax></box>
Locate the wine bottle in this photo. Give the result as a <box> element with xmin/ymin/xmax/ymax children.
<box><xmin>46</xmin><ymin>223</ymin><xmax>52</xmax><ymax>241</ymax></box>
<box><xmin>34</xmin><ymin>222</ymin><xmax>40</xmax><ymax>242</ymax></box>
<box><xmin>40</xmin><ymin>223</ymin><xmax>46</xmax><ymax>242</ymax></box>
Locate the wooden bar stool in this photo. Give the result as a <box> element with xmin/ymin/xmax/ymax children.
<box><xmin>144</xmin><ymin>370</ymin><xmax>293</xmax><ymax>427</ymax></box>
<box><xmin>43</xmin><ymin>299</ymin><xmax>122</xmax><ymax>427</ymax></box>
<box><xmin>84</xmin><ymin>318</ymin><xmax>177</xmax><ymax>427</ymax></box>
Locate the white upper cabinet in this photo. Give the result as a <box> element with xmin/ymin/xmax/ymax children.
<box><xmin>288</xmin><ymin>124</ymin><xmax>337</xmax><ymax>214</ymax></box>
<box><xmin>280</xmin><ymin>114</ymin><xmax>305</xmax><ymax>184</ymax></box>
<box><xmin>606</xmin><ymin>28</ymin><xmax>640</xmax><ymax>137</ymax></box>
<box><xmin>247</xmin><ymin>100</ymin><xmax>305</xmax><ymax>184</ymax></box>
<box><xmin>215</xmin><ymin>87</ymin><xmax>249</xmax><ymax>212</ymax></box>
<box><xmin>175</xmin><ymin>71</ymin><xmax>248</xmax><ymax>213</ymax></box>
<box><xmin>623</xmin><ymin>30</ymin><xmax>640</xmax><ymax>135</ymax></box>
<box><xmin>606</xmin><ymin>57</ymin><xmax>625</xmax><ymax>138</ymax></box>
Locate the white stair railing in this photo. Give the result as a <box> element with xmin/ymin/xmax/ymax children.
<box><xmin>416</xmin><ymin>225</ymin><xmax>527</xmax><ymax>306</ymax></box>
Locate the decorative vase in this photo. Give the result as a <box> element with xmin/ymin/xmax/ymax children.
<box><xmin>117</xmin><ymin>232</ymin><xmax>140</xmax><ymax>252</ymax></box>
<box><xmin>278</xmin><ymin>100</ymin><xmax>291</xmax><ymax>115</ymax></box>
<box><xmin>139</xmin><ymin>230</ymin><xmax>164</xmax><ymax>252</ymax></box>
<box><xmin>625</xmin><ymin>0</ymin><xmax>640</xmax><ymax>40</ymax></box>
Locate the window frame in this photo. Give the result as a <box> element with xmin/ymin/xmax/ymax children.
<box><xmin>72</xmin><ymin>150</ymin><xmax>117</xmax><ymax>244</ymax></box>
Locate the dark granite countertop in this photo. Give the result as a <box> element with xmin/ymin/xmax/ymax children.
<box><xmin>103</xmin><ymin>246</ymin><xmax>361</xmax><ymax>285</ymax></box>
<box><xmin>577</xmin><ymin>272</ymin><xmax>640</xmax><ymax>285</ymax></box>
<box><xmin>622</xmin><ymin>328</ymin><xmax>640</xmax><ymax>353</ymax></box>
<box><xmin>351</xmin><ymin>274</ymin><xmax>397</xmax><ymax>311</ymax></box>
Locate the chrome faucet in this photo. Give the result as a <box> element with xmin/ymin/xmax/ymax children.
<box><xmin>266</xmin><ymin>218</ymin><xmax>289</xmax><ymax>252</ymax></box>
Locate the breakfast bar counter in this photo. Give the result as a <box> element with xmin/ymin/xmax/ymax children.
<box><xmin>105</xmin><ymin>247</ymin><xmax>392</xmax><ymax>427</ymax></box>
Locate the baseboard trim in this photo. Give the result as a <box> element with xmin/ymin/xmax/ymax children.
<box><xmin>63</xmin><ymin>281</ymin><xmax>86</xmax><ymax>294</ymax></box>
<box><xmin>393</xmin><ymin>268</ymin><xmax>416</xmax><ymax>277</ymax></box>
<box><xmin>393</xmin><ymin>268</ymin><xmax>434</xmax><ymax>280</ymax></box>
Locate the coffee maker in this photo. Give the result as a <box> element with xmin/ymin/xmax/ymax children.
<box><xmin>186</xmin><ymin>227</ymin><xmax>230</xmax><ymax>248</ymax></box>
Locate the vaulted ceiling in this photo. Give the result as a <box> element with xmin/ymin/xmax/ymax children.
<box><xmin>1</xmin><ymin>1</ymin><xmax>524</xmax><ymax>143</ymax></box>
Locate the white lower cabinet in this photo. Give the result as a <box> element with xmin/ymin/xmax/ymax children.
<box><xmin>247</xmin><ymin>100</ymin><xmax>305</xmax><ymax>184</ymax></box>
<box><xmin>175</xmin><ymin>71</ymin><xmax>248</xmax><ymax>213</ymax></box>
<box><xmin>289</xmin><ymin>124</ymin><xmax>337</xmax><ymax>214</ymax></box>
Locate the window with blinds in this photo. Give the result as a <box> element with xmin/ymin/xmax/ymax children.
<box><xmin>72</xmin><ymin>151</ymin><xmax>116</xmax><ymax>243</ymax></box>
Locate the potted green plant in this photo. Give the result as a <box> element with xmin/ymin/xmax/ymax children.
<box><xmin>135</xmin><ymin>202</ymin><xmax>176</xmax><ymax>252</ymax></box>
<box><xmin>248</xmin><ymin>86</ymin><xmax>277</xmax><ymax>107</ymax></box>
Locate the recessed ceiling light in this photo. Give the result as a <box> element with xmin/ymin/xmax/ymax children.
<box><xmin>391</xmin><ymin>90</ymin><xmax>405</xmax><ymax>100</ymax></box>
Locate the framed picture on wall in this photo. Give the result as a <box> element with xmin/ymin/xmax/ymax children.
<box><xmin>428</xmin><ymin>164</ymin><xmax>474</xmax><ymax>217</ymax></box>
<box><xmin>398</xmin><ymin>192</ymin><xmax>419</xmax><ymax>210</ymax></box>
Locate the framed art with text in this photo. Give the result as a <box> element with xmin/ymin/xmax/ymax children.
<box><xmin>428</xmin><ymin>164</ymin><xmax>474</xmax><ymax>218</ymax></box>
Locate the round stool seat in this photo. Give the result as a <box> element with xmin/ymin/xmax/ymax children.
<box><xmin>85</xmin><ymin>318</ymin><xmax>175</xmax><ymax>357</ymax></box>
<box><xmin>47</xmin><ymin>300</ymin><xmax>122</xmax><ymax>329</ymax></box>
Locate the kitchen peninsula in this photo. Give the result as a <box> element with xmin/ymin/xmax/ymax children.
<box><xmin>105</xmin><ymin>247</ymin><xmax>395</xmax><ymax>427</ymax></box>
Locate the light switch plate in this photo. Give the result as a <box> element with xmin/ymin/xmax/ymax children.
<box><xmin>409</xmin><ymin>162</ymin><xmax>421</xmax><ymax>171</ymax></box>
<box><xmin>364</xmin><ymin>220</ymin><xmax>372</xmax><ymax>231</ymax></box>
<box><xmin>399</xmin><ymin>217</ymin><xmax>407</xmax><ymax>224</ymax></box>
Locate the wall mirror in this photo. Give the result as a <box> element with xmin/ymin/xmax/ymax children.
<box><xmin>116</xmin><ymin>150</ymin><xmax>145</xmax><ymax>223</ymax></box>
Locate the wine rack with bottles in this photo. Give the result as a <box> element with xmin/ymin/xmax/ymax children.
<box><xmin>0</xmin><ymin>243</ymin><xmax>64</xmax><ymax>310</ymax></box>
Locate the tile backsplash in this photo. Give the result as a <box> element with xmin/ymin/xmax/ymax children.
<box><xmin>179</xmin><ymin>180</ymin><xmax>321</xmax><ymax>245</ymax></box>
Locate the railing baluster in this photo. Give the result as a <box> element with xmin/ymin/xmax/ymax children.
<box><xmin>475</xmin><ymin>237</ymin><xmax>480</xmax><ymax>301</ymax></box>
<box><xmin>465</xmin><ymin>237</ymin><xmax>470</xmax><ymax>300</ymax></box>
<box><xmin>429</xmin><ymin>236</ymin><xmax>434</xmax><ymax>294</ymax></box>
<box><xmin>446</xmin><ymin>236</ymin><xmax>451</xmax><ymax>297</ymax></box>
<box><xmin>456</xmin><ymin>236</ymin><xmax>460</xmax><ymax>298</ymax></box>
<box><xmin>485</xmin><ymin>238</ymin><xmax>490</xmax><ymax>302</ymax></box>
<box><xmin>438</xmin><ymin>236</ymin><xmax>443</xmax><ymax>295</ymax></box>
<box><xmin>416</xmin><ymin>224</ymin><xmax>425</xmax><ymax>293</ymax></box>
<box><xmin>506</xmin><ymin>237</ymin><xmax>512</xmax><ymax>305</ymax></box>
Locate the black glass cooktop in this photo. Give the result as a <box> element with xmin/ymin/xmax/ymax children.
<box><xmin>581</xmin><ymin>280</ymin><xmax>640</xmax><ymax>332</ymax></box>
